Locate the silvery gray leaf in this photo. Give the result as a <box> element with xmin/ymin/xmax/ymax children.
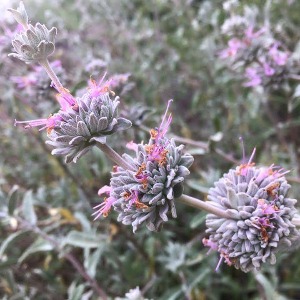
<box><xmin>7</xmin><ymin>1</ymin><xmax>28</xmax><ymax>28</ymax></box>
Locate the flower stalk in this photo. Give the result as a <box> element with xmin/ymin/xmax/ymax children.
<box><xmin>96</xmin><ymin>142</ymin><xmax>135</xmax><ymax>171</ymax></box>
<box><xmin>178</xmin><ymin>194</ymin><xmax>232</xmax><ymax>219</ymax></box>
<box><xmin>292</xmin><ymin>217</ymin><xmax>300</xmax><ymax>227</ymax></box>
<box><xmin>38</xmin><ymin>58</ymin><xmax>64</xmax><ymax>91</ymax></box>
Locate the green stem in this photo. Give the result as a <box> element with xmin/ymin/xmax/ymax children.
<box><xmin>178</xmin><ymin>194</ymin><xmax>233</xmax><ymax>219</ymax></box>
<box><xmin>38</xmin><ymin>58</ymin><xmax>64</xmax><ymax>91</ymax></box>
<box><xmin>96</xmin><ymin>143</ymin><xmax>135</xmax><ymax>171</ymax></box>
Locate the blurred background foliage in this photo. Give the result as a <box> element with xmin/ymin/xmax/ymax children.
<box><xmin>1</xmin><ymin>0</ymin><xmax>300</xmax><ymax>299</ymax></box>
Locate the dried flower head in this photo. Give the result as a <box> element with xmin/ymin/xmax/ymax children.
<box><xmin>94</xmin><ymin>100</ymin><xmax>194</xmax><ymax>232</ymax></box>
<box><xmin>204</xmin><ymin>149</ymin><xmax>300</xmax><ymax>272</ymax></box>
<box><xmin>8</xmin><ymin>2</ymin><xmax>57</xmax><ymax>63</ymax></box>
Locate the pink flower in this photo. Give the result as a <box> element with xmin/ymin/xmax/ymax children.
<box><xmin>157</xmin><ymin>99</ymin><xmax>173</xmax><ymax>140</ymax></box>
<box><xmin>219</xmin><ymin>38</ymin><xmax>243</xmax><ymax>59</ymax></box>
<box><xmin>255</xmin><ymin>164</ymin><xmax>290</xmax><ymax>184</ymax></box>
<box><xmin>98</xmin><ymin>185</ymin><xmax>112</xmax><ymax>196</ymax></box>
<box><xmin>93</xmin><ymin>185</ymin><xmax>116</xmax><ymax>219</ymax></box>
<box><xmin>236</xmin><ymin>148</ymin><xmax>256</xmax><ymax>176</ymax></box>
<box><xmin>257</xmin><ymin>199</ymin><xmax>279</xmax><ymax>215</ymax></box>
<box><xmin>263</xmin><ymin>62</ymin><xmax>275</xmax><ymax>76</ymax></box>
<box><xmin>92</xmin><ymin>196</ymin><xmax>116</xmax><ymax>219</ymax></box>
<box><xmin>245</xmin><ymin>26</ymin><xmax>265</xmax><ymax>41</ymax></box>
<box><xmin>269</xmin><ymin>43</ymin><xmax>289</xmax><ymax>66</ymax></box>
<box><xmin>145</xmin><ymin>100</ymin><xmax>173</xmax><ymax>165</ymax></box>
<box><xmin>126</xmin><ymin>141</ymin><xmax>139</xmax><ymax>152</ymax></box>
<box><xmin>11</xmin><ymin>74</ymin><xmax>37</xmax><ymax>89</ymax></box>
<box><xmin>88</xmin><ymin>73</ymin><xmax>112</xmax><ymax>98</ymax></box>
<box><xmin>14</xmin><ymin>114</ymin><xmax>61</xmax><ymax>133</ymax></box>
<box><xmin>203</xmin><ymin>238</ymin><xmax>218</xmax><ymax>252</ymax></box>
<box><xmin>55</xmin><ymin>88</ymin><xmax>77</xmax><ymax>111</ymax></box>
<box><xmin>243</xmin><ymin>67</ymin><xmax>262</xmax><ymax>87</ymax></box>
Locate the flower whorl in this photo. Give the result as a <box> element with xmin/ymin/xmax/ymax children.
<box><xmin>46</xmin><ymin>92</ymin><xmax>132</xmax><ymax>163</ymax></box>
<box><xmin>94</xmin><ymin>100</ymin><xmax>194</xmax><ymax>232</ymax></box>
<box><xmin>8</xmin><ymin>2</ymin><xmax>57</xmax><ymax>63</ymax></box>
<box><xmin>204</xmin><ymin>153</ymin><xmax>300</xmax><ymax>272</ymax></box>
<box><xmin>111</xmin><ymin>138</ymin><xmax>193</xmax><ymax>232</ymax></box>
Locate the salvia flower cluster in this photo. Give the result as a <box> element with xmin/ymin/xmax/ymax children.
<box><xmin>8</xmin><ymin>2</ymin><xmax>57</xmax><ymax>63</ymax></box>
<box><xmin>15</xmin><ymin>79</ymin><xmax>132</xmax><ymax>163</ymax></box>
<box><xmin>93</xmin><ymin>101</ymin><xmax>194</xmax><ymax>232</ymax></box>
<box><xmin>204</xmin><ymin>149</ymin><xmax>300</xmax><ymax>272</ymax></box>
<box><xmin>219</xmin><ymin>11</ymin><xmax>300</xmax><ymax>89</ymax></box>
<box><xmin>10</xmin><ymin>2</ymin><xmax>132</xmax><ymax>163</ymax></box>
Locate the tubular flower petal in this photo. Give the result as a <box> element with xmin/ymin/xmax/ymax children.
<box><xmin>14</xmin><ymin>114</ymin><xmax>61</xmax><ymax>133</ymax></box>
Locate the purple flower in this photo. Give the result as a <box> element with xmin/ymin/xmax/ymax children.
<box><xmin>93</xmin><ymin>185</ymin><xmax>117</xmax><ymax>219</ymax></box>
<box><xmin>88</xmin><ymin>73</ymin><xmax>131</xmax><ymax>98</ymax></box>
<box><xmin>11</xmin><ymin>74</ymin><xmax>37</xmax><ymax>89</ymax></box>
<box><xmin>93</xmin><ymin>100</ymin><xmax>193</xmax><ymax>232</ymax></box>
<box><xmin>269</xmin><ymin>43</ymin><xmax>289</xmax><ymax>66</ymax></box>
<box><xmin>14</xmin><ymin>86</ymin><xmax>77</xmax><ymax>132</ymax></box>
<box><xmin>263</xmin><ymin>62</ymin><xmax>275</xmax><ymax>76</ymax></box>
<box><xmin>14</xmin><ymin>114</ymin><xmax>62</xmax><ymax>133</ymax></box>
<box><xmin>244</xmin><ymin>26</ymin><xmax>265</xmax><ymax>41</ymax></box>
<box><xmin>219</xmin><ymin>38</ymin><xmax>244</xmax><ymax>59</ymax></box>
<box><xmin>88</xmin><ymin>73</ymin><xmax>113</xmax><ymax>98</ymax></box>
<box><xmin>243</xmin><ymin>67</ymin><xmax>262</xmax><ymax>87</ymax></box>
<box><xmin>55</xmin><ymin>88</ymin><xmax>78</xmax><ymax>111</ymax></box>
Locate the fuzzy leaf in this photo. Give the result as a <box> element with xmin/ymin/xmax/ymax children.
<box><xmin>18</xmin><ymin>238</ymin><xmax>53</xmax><ymax>263</ymax></box>
<box><xmin>22</xmin><ymin>190</ymin><xmax>37</xmax><ymax>225</ymax></box>
<box><xmin>62</xmin><ymin>231</ymin><xmax>106</xmax><ymax>248</ymax></box>
<box><xmin>0</xmin><ymin>230</ymin><xmax>30</xmax><ymax>258</ymax></box>
<box><xmin>8</xmin><ymin>185</ymin><xmax>19</xmax><ymax>215</ymax></box>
